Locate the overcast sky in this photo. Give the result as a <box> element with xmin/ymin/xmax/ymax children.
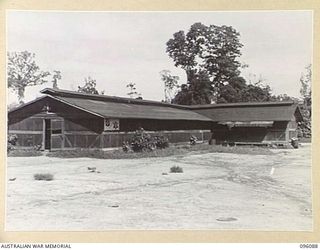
<box><xmin>7</xmin><ymin>10</ymin><xmax>312</xmax><ymax>104</ymax></box>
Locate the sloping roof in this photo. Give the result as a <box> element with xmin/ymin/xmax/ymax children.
<box><xmin>189</xmin><ymin>101</ymin><xmax>295</xmax><ymax>109</ymax></box>
<box><xmin>9</xmin><ymin>88</ymin><xmax>303</xmax><ymax>123</ymax></box>
<box><xmin>41</xmin><ymin>88</ymin><xmax>188</xmax><ymax>109</ymax></box>
<box><xmin>8</xmin><ymin>95</ymin><xmax>48</xmax><ymax>113</ymax></box>
<box><xmin>9</xmin><ymin>88</ymin><xmax>211</xmax><ymax>121</ymax></box>
<box><xmin>190</xmin><ymin>102</ymin><xmax>303</xmax><ymax>122</ymax></box>
<box><xmin>51</xmin><ymin>95</ymin><xmax>211</xmax><ymax>121</ymax></box>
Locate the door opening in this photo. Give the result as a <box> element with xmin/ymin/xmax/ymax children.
<box><xmin>44</xmin><ymin>119</ymin><xmax>51</xmax><ymax>150</ymax></box>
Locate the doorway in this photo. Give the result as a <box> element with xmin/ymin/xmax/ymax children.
<box><xmin>44</xmin><ymin>119</ymin><xmax>51</xmax><ymax>150</ymax></box>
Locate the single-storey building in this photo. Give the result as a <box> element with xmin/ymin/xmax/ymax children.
<box><xmin>190</xmin><ymin>101</ymin><xmax>303</xmax><ymax>146</ymax></box>
<box><xmin>8</xmin><ymin>88</ymin><xmax>212</xmax><ymax>150</ymax></box>
<box><xmin>8</xmin><ymin>88</ymin><xmax>303</xmax><ymax>150</ymax></box>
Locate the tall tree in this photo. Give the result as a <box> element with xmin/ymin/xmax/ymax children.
<box><xmin>298</xmin><ymin>64</ymin><xmax>312</xmax><ymax>138</ymax></box>
<box><xmin>7</xmin><ymin>51</ymin><xmax>50</xmax><ymax>103</ymax></box>
<box><xmin>78</xmin><ymin>77</ymin><xmax>104</xmax><ymax>95</ymax></box>
<box><xmin>159</xmin><ymin>70</ymin><xmax>180</xmax><ymax>103</ymax></box>
<box><xmin>52</xmin><ymin>70</ymin><xmax>62</xmax><ymax>89</ymax></box>
<box><xmin>300</xmin><ymin>64</ymin><xmax>312</xmax><ymax>109</ymax></box>
<box><xmin>126</xmin><ymin>82</ymin><xmax>141</xmax><ymax>99</ymax></box>
<box><xmin>172</xmin><ymin>71</ymin><xmax>213</xmax><ymax>105</ymax></box>
<box><xmin>166</xmin><ymin>22</ymin><xmax>243</xmax><ymax>104</ymax></box>
<box><xmin>217</xmin><ymin>76</ymin><xmax>276</xmax><ymax>103</ymax></box>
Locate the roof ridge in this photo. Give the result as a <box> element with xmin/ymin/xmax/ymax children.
<box><xmin>189</xmin><ymin>101</ymin><xmax>296</xmax><ymax>109</ymax></box>
<box><xmin>40</xmin><ymin>88</ymin><xmax>190</xmax><ymax>110</ymax></box>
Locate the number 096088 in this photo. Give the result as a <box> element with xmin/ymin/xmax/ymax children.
<box><xmin>300</xmin><ymin>244</ymin><xmax>318</xmax><ymax>248</ymax></box>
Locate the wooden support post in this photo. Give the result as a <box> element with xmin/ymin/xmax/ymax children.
<box><xmin>41</xmin><ymin>119</ymin><xmax>45</xmax><ymax>150</ymax></box>
<box><xmin>62</xmin><ymin>118</ymin><xmax>65</xmax><ymax>149</ymax></box>
<box><xmin>100</xmin><ymin>134</ymin><xmax>103</xmax><ymax>148</ymax></box>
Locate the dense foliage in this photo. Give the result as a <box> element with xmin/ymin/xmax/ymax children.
<box><xmin>7</xmin><ymin>134</ymin><xmax>18</xmax><ymax>153</ymax></box>
<box><xmin>167</xmin><ymin>22</ymin><xmax>243</xmax><ymax>104</ymax></box>
<box><xmin>124</xmin><ymin>128</ymin><xmax>169</xmax><ymax>152</ymax></box>
<box><xmin>298</xmin><ymin>64</ymin><xmax>312</xmax><ymax>138</ymax></box>
<box><xmin>166</xmin><ymin>23</ymin><xmax>310</xmax><ymax>107</ymax></box>
<box><xmin>172</xmin><ymin>72</ymin><xmax>213</xmax><ymax>105</ymax></box>
<box><xmin>217</xmin><ymin>76</ymin><xmax>276</xmax><ymax>103</ymax></box>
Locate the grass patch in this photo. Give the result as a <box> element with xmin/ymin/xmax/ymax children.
<box><xmin>299</xmin><ymin>137</ymin><xmax>311</xmax><ymax>143</ymax></box>
<box><xmin>8</xmin><ymin>149</ymin><xmax>43</xmax><ymax>157</ymax></box>
<box><xmin>170</xmin><ymin>165</ymin><xmax>183</xmax><ymax>173</ymax></box>
<box><xmin>200</xmin><ymin>144</ymin><xmax>274</xmax><ymax>155</ymax></box>
<box><xmin>47</xmin><ymin>144</ymin><xmax>273</xmax><ymax>159</ymax></box>
<box><xmin>34</xmin><ymin>173</ymin><xmax>54</xmax><ymax>181</ymax></box>
<box><xmin>47</xmin><ymin>147</ymin><xmax>183</xmax><ymax>159</ymax></box>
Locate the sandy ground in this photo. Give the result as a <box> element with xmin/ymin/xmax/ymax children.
<box><xmin>6</xmin><ymin>144</ymin><xmax>312</xmax><ymax>231</ymax></box>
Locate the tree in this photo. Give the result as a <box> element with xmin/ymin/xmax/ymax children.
<box><xmin>7</xmin><ymin>51</ymin><xmax>50</xmax><ymax>103</ymax></box>
<box><xmin>217</xmin><ymin>76</ymin><xmax>301</xmax><ymax>104</ymax></box>
<box><xmin>217</xmin><ymin>76</ymin><xmax>247</xmax><ymax>103</ymax></box>
<box><xmin>300</xmin><ymin>64</ymin><xmax>312</xmax><ymax>110</ymax></box>
<box><xmin>298</xmin><ymin>64</ymin><xmax>312</xmax><ymax>138</ymax></box>
<box><xmin>52</xmin><ymin>70</ymin><xmax>62</xmax><ymax>89</ymax></box>
<box><xmin>159</xmin><ymin>70</ymin><xmax>180</xmax><ymax>103</ymax></box>
<box><xmin>78</xmin><ymin>77</ymin><xmax>104</xmax><ymax>95</ymax></box>
<box><xmin>126</xmin><ymin>82</ymin><xmax>141</xmax><ymax>99</ymax></box>
<box><xmin>274</xmin><ymin>94</ymin><xmax>299</xmax><ymax>102</ymax></box>
<box><xmin>217</xmin><ymin>76</ymin><xmax>276</xmax><ymax>103</ymax></box>
<box><xmin>172</xmin><ymin>71</ymin><xmax>213</xmax><ymax>105</ymax></box>
<box><xmin>166</xmin><ymin>22</ymin><xmax>243</xmax><ymax>104</ymax></box>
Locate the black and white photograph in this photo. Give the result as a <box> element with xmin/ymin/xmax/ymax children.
<box><xmin>6</xmin><ymin>10</ymin><xmax>312</xmax><ymax>231</ymax></box>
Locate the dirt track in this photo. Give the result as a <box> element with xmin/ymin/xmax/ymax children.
<box><xmin>6</xmin><ymin>144</ymin><xmax>312</xmax><ymax>231</ymax></box>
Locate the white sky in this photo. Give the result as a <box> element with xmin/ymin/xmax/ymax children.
<box><xmin>7</xmin><ymin>10</ymin><xmax>313</xmax><ymax>104</ymax></box>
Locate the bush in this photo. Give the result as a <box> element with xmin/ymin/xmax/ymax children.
<box><xmin>170</xmin><ymin>165</ymin><xmax>183</xmax><ymax>173</ymax></box>
<box><xmin>125</xmin><ymin>128</ymin><xmax>169</xmax><ymax>152</ymax></box>
<box><xmin>34</xmin><ymin>144</ymin><xmax>42</xmax><ymax>151</ymax></box>
<box><xmin>130</xmin><ymin>128</ymin><xmax>156</xmax><ymax>152</ymax></box>
<box><xmin>189</xmin><ymin>135</ymin><xmax>197</xmax><ymax>145</ymax></box>
<box><xmin>34</xmin><ymin>173</ymin><xmax>54</xmax><ymax>181</ymax></box>
<box><xmin>154</xmin><ymin>135</ymin><xmax>169</xmax><ymax>149</ymax></box>
<box><xmin>7</xmin><ymin>134</ymin><xmax>18</xmax><ymax>153</ymax></box>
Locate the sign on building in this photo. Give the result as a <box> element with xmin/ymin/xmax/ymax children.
<box><xmin>104</xmin><ymin>118</ymin><xmax>120</xmax><ymax>131</ymax></box>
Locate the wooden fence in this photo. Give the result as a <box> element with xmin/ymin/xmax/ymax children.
<box><xmin>9</xmin><ymin>129</ymin><xmax>212</xmax><ymax>150</ymax></box>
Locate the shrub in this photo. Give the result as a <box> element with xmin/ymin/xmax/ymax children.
<box><xmin>189</xmin><ymin>135</ymin><xmax>197</xmax><ymax>145</ymax></box>
<box><xmin>7</xmin><ymin>134</ymin><xmax>18</xmax><ymax>153</ymax></box>
<box><xmin>34</xmin><ymin>173</ymin><xmax>54</xmax><ymax>181</ymax></box>
<box><xmin>125</xmin><ymin>128</ymin><xmax>169</xmax><ymax>152</ymax></box>
<box><xmin>170</xmin><ymin>165</ymin><xmax>183</xmax><ymax>173</ymax></box>
<box><xmin>34</xmin><ymin>144</ymin><xmax>42</xmax><ymax>151</ymax></box>
<box><xmin>154</xmin><ymin>135</ymin><xmax>169</xmax><ymax>149</ymax></box>
<box><xmin>122</xmin><ymin>141</ymin><xmax>130</xmax><ymax>152</ymax></box>
<box><xmin>130</xmin><ymin>128</ymin><xmax>156</xmax><ymax>152</ymax></box>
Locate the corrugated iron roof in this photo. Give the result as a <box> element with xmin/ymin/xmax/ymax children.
<box><xmin>40</xmin><ymin>88</ymin><xmax>188</xmax><ymax>109</ymax></box>
<box><xmin>191</xmin><ymin>102</ymin><xmax>303</xmax><ymax>122</ymax></box>
<box><xmin>9</xmin><ymin>88</ymin><xmax>303</xmax><ymax>122</ymax></box>
<box><xmin>50</xmin><ymin>95</ymin><xmax>212</xmax><ymax>121</ymax></box>
<box><xmin>189</xmin><ymin>101</ymin><xmax>295</xmax><ymax>109</ymax></box>
<box><xmin>38</xmin><ymin>88</ymin><xmax>211</xmax><ymax>121</ymax></box>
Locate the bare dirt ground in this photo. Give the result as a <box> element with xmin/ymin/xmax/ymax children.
<box><xmin>6</xmin><ymin>144</ymin><xmax>312</xmax><ymax>231</ymax></box>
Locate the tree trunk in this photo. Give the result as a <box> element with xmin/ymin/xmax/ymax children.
<box><xmin>186</xmin><ymin>69</ymin><xmax>196</xmax><ymax>85</ymax></box>
<box><xmin>53</xmin><ymin>79</ymin><xmax>58</xmax><ymax>89</ymax></box>
<box><xmin>17</xmin><ymin>87</ymin><xmax>25</xmax><ymax>104</ymax></box>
